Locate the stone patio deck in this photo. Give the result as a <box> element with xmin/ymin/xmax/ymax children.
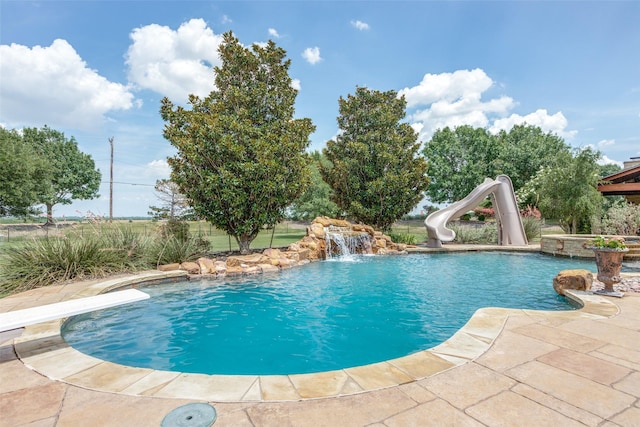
<box><xmin>1</xmin><ymin>255</ymin><xmax>640</xmax><ymax>426</ymax></box>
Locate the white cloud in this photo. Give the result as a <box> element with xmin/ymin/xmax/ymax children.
<box><xmin>351</xmin><ymin>20</ymin><xmax>370</xmax><ymax>30</ymax></box>
<box><xmin>146</xmin><ymin>159</ymin><xmax>171</xmax><ymax>177</ymax></box>
<box><xmin>291</xmin><ymin>79</ymin><xmax>301</xmax><ymax>91</ymax></box>
<box><xmin>400</xmin><ymin>69</ymin><xmax>576</xmax><ymax>141</ymax></box>
<box><xmin>489</xmin><ymin>109</ymin><xmax>577</xmax><ymax>139</ymax></box>
<box><xmin>598</xmin><ymin>139</ymin><xmax>615</xmax><ymax>148</ymax></box>
<box><xmin>598</xmin><ymin>155</ymin><xmax>624</xmax><ymax>168</ymax></box>
<box><xmin>0</xmin><ymin>39</ymin><xmax>136</xmax><ymax>129</ymax></box>
<box><xmin>302</xmin><ymin>47</ymin><xmax>322</xmax><ymax>65</ymax></box>
<box><xmin>268</xmin><ymin>28</ymin><xmax>280</xmax><ymax>38</ymax></box>
<box><xmin>125</xmin><ymin>18</ymin><xmax>223</xmax><ymax>103</ymax></box>
<box><xmin>222</xmin><ymin>15</ymin><xmax>232</xmax><ymax>24</ymax></box>
<box><xmin>400</xmin><ymin>69</ymin><xmax>514</xmax><ymax>140</ymax></box>
<box><xmin>400</xmin><ymin>69</ymin><xmax>496</xmax><ymax>107</ymax></box>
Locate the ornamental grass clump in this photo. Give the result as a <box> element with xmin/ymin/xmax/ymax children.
<box><xmin>449</xmin><ymin>223</ymin><xmax>498</xmax><ymax>244</ymax></box>
<box><xmin>387</xmin><ymin>232</ymin><xmax>418</xmax><ymax>245</ymax></box>
<box><xmin>0</xmin><ymin>234</ymin><xmax>143</xmax><ymax>295</ymax></box>
<box><xmin>521</xmin><ymin>216</ymin><xmax>542</xmax><ymax>242</ymax></box>
<box><xmin>145</xmin><ymin>234</ymin><xmax>210</xmax><ymax>267</ymax></box>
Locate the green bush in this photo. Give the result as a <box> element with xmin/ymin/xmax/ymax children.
<box><xmin>521</xmin><ymin>216</ymin><xmax>542</xmax><ymax>241</ymax></box>
<box><xmin>387</xmin><ymin>232</ymin><xmax>417</xmax><ymax>245</ymax></box>
<box><xmin>160</xmin><ymin>218</ymin><xmax>191</xmax><ymax>242</ymax></box>
<box><xmin>145</xmin><ymin>235</ymin><xmax>210</xmax><ymax>266</ymax></box>
<box><xmin>0</xmin><ymin>235</ymin><xmax>143</xmax><ymax>294</ymax></box>
<box><xmin>449</xmin><ymin>223</ymin><xmax>498</xmax><ymax>244</ymax></box>
<box><xmin>592</xmin><ymin>202</ymin><xmax>640</xmax><ymax>235</ymax></box>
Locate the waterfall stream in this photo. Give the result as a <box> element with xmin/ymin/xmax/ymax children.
<box><xmin>324</xmin><ymin>226</ymin><xmax>372</xmax><ymax>259</ymax></box>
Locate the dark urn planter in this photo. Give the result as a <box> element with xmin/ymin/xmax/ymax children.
<box><xmin>592</xmin><ymin>248</ymin><xmax>628</xmax><ymax>293</ymax></box>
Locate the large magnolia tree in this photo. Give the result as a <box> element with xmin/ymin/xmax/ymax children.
<box><xmin>321</xmin><ymin>87</ymin><xmax>428</xmax><ymax>230</ymax></box>
<box><xmin>161</xmin><ymin>31</ymin><xmax>315</xmax><ymax>253</ymax></box>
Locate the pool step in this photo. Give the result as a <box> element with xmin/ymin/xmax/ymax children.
<box><xmin>624</xmin><ymin>243</ymin><xmax>640</xmax><ymax>261</ymax></box>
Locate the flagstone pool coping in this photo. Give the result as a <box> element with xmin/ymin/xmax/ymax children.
<box><xmin>0</xmin><ymin>247</ymin><xmax>628</xmax><ymax>402</ymax></box>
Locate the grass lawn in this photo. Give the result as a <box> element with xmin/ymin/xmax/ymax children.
<box><xmin>0</xmin><ymin>220</ymin><xmax>310</xmax><ymax>253</ymax></box>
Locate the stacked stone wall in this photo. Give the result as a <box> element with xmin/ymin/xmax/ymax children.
<box><xmin>158</xmin><ymin>217</ymin><xmax>409</xmax><ymax>279</ymax></box>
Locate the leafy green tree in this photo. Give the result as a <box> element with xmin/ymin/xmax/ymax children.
<box><xmin>495</xmin><ymin>125</ymin><xmax>570</xmax><ymax>191</ymax></box>
<box><xmin>288</xmin><ymin>151</ymin><xmax>339</xmax><ymax>221</ymax></box>
<box><xmin>533</xmin><ymin>147</ymin><xmax>604</xmax><ymax>234</ymax></box>
<box><xmin>598</xmin><ymin>163</ymin><xmax>622</xmax><ymax>178</ymax></box>
<box><xmin>422</xmin><ymin>126</ymin><xmax>498</xmax><ymax>203</ymax></box>
<box><xmin>160</xmin><ymin>31</ymin><xmax>315</xmax><ymax>254</ymax></box>
<box><xmin>148</xmin><ymin>179</ymin><xmax>194</xmax><ymax>220</ymax></box>
<box><xmin>22</xmin><ymin>126</ymin><xmax>101</xmax><ymax>224</ymax></box>
<box><xmin>423</xmin><ymin>124</ymin><xmax>570</xmax><ymax>203</ymax></box>
<box><xmin>321</xmin><ymin>87</ymin><xmax>429</xmax><ymax>231</ymax></box>
<box><xmin>0</xmin><ymin>127</ymin><xmax>47</xmax><ymax>217</ymax></box>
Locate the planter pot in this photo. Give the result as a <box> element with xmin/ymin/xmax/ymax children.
<box><xmin>591</xmin><ymin>248</ymin><xmax>628</xmax><ymax>293</ymax></box>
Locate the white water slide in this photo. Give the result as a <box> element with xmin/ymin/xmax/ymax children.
<box><xmin>425</xmin><ymin>175</ymin><xmax>528</xmax><ymax>248</ymax></box>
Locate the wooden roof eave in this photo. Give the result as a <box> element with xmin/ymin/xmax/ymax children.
<box><xmin>598</xmin><ymin>182</ymin><xmax>640</xmax><ymax>196</ymax></box>
<box><xmin>601</xmin><ymin>165</ymin><xmax>640</xmax><ymax>184</ymax></box>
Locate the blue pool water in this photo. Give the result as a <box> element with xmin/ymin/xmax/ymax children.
<box><xmin>62</xmin><ymin>252</ymin><xmax>594</xmax><ymax>375</ymax></box>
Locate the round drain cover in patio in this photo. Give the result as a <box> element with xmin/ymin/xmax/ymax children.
<box><xmin>161</xmin><ymin>403</ymin><xmax>217</xmax><ymax>427</ymax></box>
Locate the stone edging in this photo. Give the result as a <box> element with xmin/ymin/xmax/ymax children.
<box><xmin>11</xmin><ymin>267</ymin><xmax>621</xmax><ymax>402</ymax></box>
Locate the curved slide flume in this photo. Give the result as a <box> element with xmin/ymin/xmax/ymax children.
<box><xmin>425</xmin><ymin>175</ymin><xmax>528</xmax><ymax>248</ymax></box>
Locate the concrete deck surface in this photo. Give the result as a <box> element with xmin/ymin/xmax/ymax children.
<box><xmin>1</xmin><ymin>268</ymin><xmax>640</xmax><ymax>426</ymax></box>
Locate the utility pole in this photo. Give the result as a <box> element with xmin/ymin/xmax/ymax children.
<box><xmin>109</xmin><ymin>137</ymin><xmax>114</xmax><ymax>223</ymax></box>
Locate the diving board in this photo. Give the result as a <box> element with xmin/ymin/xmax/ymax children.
<box><xmin>0</xmin><ymin>288</ymin><xmax>149</xmax><ymax>334</ymax></box>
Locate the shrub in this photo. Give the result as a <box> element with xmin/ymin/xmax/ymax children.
<box><xmin>160</xmin><ymin>218</ymin><xmax>191</xmax><ymax>242</ymax></box>
<box><xmin>521</xmin><ymin>216</ymin><xmax>542</xmax><ymax>241</ymax></box>
<box><xmin>592</xmin><ymin>202</ymin><xmax>640</xmax><ymax>235</ymax></box>
<box><xmin>520</xmin><ymin>205</ymin><xmax>542</xmax><ymax>219</ymax></box>
<box><xmin>146</xmin><ymin>235</ymin><xmax>210</xmax><ymax>266</ymax></box>
<box><xmin>387</xmin><ymin>232</ymin><xmax>418</xmax><ymax>245</ymax></box>
<box><xmin>0</xmin><ymin>235</ymin><xmax>143</xmax><ymax>294</ymax></box>
<box><xmin>449</xmin><ymin>223</ymin><xmax>497</xmax><ymax>244</ymax></box>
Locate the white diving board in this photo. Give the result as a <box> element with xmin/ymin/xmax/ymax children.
<box><xmin>0</xmin><ymin>289</ymin><xmax>150</xmax><ymax>334</ymax></box>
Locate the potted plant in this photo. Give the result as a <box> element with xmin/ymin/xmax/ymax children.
<box><xmin>587</xmin><ymin>236</ymin><xmax>628</xmax><ymax>295</ymax></box>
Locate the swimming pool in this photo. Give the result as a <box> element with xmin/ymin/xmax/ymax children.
<box><xmin>62</xmin><ymin>252</ymin><xmax>593</xmax><ymax>375</ymax></box>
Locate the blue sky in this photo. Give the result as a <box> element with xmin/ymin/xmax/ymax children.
<box><xmin>1</xmin><ymin>1</ymin><xmax>639</xmax><ymax>218</ymax></box>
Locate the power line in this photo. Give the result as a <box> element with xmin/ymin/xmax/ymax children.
<box><xmin>100</xmin><ymin>181</ymin><xmax>155</xmax><ymax>187</ymax></box>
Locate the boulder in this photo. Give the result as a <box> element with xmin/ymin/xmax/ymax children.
<box><xmin>312</xmin><ymin>216</ymin><xmax>332</xmax><ymax>227</ymax></box>
<box><xmin>352</xmin><ymin>224</ymin><xmax>375</xmax><ymax>236</ymax></box>
<box><xmin>288</xmin><ymin>243</ymin><xmax>301</xmax><ymax>252</ymax></box>
<box><xmin>243</xmin><ymin>266</ymin><xmax>261</xmax><ymax>275</ymax></box>
<box><xmin>278</xmin><ymin>258</ymin><xmax>295</xmax><ymax>269</ymax></box>
<box><xmin>258</xmin><ymin>263</ymin><xmax>280</xmax><ymax>274</ymax></box>
<box><xmin>157</xmin><ymin>263</ymin><xmax>180</xmax><ymax>272</ymax></box>
<box><xmin>309</xmin><ymin>223</ymin><xmax>326</xmax><ymax>239</ymax></box>
<box><xmin>214</xmin><ymin>261</ymin><xmax>227</xmax><ymax>275</ymax></box>
<box><xmin>553</xmin><ymin>269</ymin><xmax>593</xmax><ymax>296</ymax></box>
<box><xmin>329</xmin><ymin>218</ymin><xmax>351</xmax><ymax>228</ymax></box>
<box><xmin>297</xmin><ymin>248</ymin><xmax>310</xmax><ymax>261</ymax></box>
<box><xmin>226</xmin><ymin>266</ymin><xmax>243</xmax><ymax>276</ymax></box>
<box><xmin>262</xmin><ymin>248</ymin><xmax>283</xmax><ymax>259</ymax></box>
<box><xmin>180</xmin><ymin>262</ymin><xmax>201</xmax><ymax>274</ymax></box>
<box><xmin>226</xmin><ymin>253</ymin><xmax>269</xmax><ymax>267</ymax></box>
<box><xmin>283</xmin><ymin>251</ymin><xmax>300</xmax><ymax>262</ymax></box>
<box><xmin>197</xmin><ymin>257</ymin><xmax>216</xmax><ymax>274</ymax></box>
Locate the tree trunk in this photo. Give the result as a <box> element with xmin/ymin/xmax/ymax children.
<box><xmin>236</xmin><ymin>234</ymin><xmax>253</xmax><ymax>254</ymax></box>
<box><xmin>45</xmin><ymin>203</ymin><xmax>54</xmax><ymax>225</ymax></box>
